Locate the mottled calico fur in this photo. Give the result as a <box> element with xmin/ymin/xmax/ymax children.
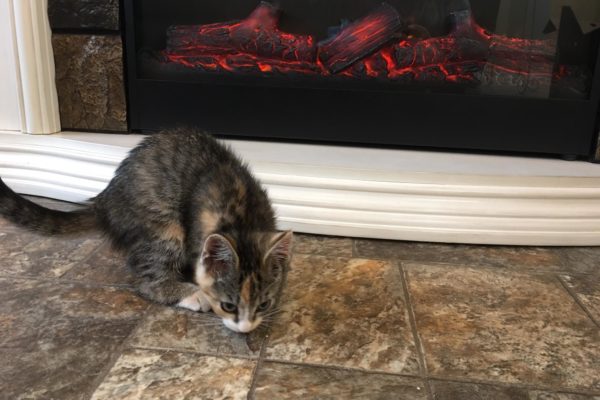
<box><xmin>0</xmin><ymin>129</ymin><xmax>292</xmax><ymax>333</ymax></box>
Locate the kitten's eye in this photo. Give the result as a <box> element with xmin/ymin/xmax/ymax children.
<box><xmin>220</xmin><ymin>302</ymin><xmax>237</xmax><ymax>313</ymax></box>
<box><xmin>257</xmin><ymin>300</ymin><xmax>271</xmax><ymax>312</ymax></box>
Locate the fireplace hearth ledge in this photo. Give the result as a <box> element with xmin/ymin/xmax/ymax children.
<box><xmin>2</xmin><ymin>130</ymin><xmax>600</xmax><ymax>246</ymax></box>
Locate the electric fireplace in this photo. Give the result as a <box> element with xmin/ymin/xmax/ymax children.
<box><xmin>124</xmin><ymin>0</ymin><xmax>600</xmax><ymax>157</ymax></box>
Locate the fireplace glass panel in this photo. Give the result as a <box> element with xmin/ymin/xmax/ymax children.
<box><xmin>132</xmin><ymin>0</ymin><xmax>599</xmax><ymax>100</ymax></box>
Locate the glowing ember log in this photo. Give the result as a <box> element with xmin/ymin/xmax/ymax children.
<box><xmin>447</xmin><ymin>9</ymin><xmax>555</xmax><ymax>75</ymax></box>
<box><xmin>318</xmin><ymin>3</ymin><xmax>403</xmax><ymax>73</ymax></box>
<box><xmin>342</xmin><ymin>8</ymin><xmax>555</xmax><ymax>84</ymax></box>
<box><xmin>345</xmin><ymin>41</ymin><xmax>484</xmax><ymax>84</ymax></box>
<box><xmin>159</xmin><ymin>1</ymin><xmax>586</xmax><ymax>93</ymax></box>
<box><xmin>164</xmin><ymin>51</ymin><xmax>321</xmax><ymax>75</ymax></box>
<box><xmin>166</xmin><ymin>2</ymin><xmax>316</xmax><ymax>63</ymax></box>
<box><xmin>390</xmin><ymin>37</ymin><xmax>488</xmax><ymax>69</ymax></box>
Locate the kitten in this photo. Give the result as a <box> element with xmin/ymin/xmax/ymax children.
<box><xmin>0</xmin><ymin>129</ymin><xmax>292</xmax><ymax>333</ymax></box>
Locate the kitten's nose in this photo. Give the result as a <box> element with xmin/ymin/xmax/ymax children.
<box><xmin>237</xmin><ymin>320</ymin><xmax>253</xmax><ymax>333</ymax></box>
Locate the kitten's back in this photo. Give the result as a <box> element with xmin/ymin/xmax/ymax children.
<box><xmin>95</xmin><ymin>129</ymin><xmax>276</xmax><ymax>248</ymax></box>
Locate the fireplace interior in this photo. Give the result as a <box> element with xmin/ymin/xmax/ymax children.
<box><xmin>124</xmin><ymin>0</ymin><xmax>600</xmax><ymax>158</ymax></box>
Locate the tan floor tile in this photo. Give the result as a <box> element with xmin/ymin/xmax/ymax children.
<box><xmin>431</xmin><ymin>380</ymin><xmax>600</xmax><ymax>400</ymax></box>
<box><xmin>561</xmin><ymin>274</ymin><xmax>600</xmax><ymax>325</ymax></box>
<box><xmin>0</xmin><ymin>229</ymin><xmax>103</xmax><ymax>278</ymax></box>
<box><xmin>91</xmin><ymin>348</ymin><xmax>255</xmax><ymax>400</ymax></box>
<box><xmin>557</xmin><ymin>248</ymin><xmax>600</xmax><ymax>275</ymax></box>
<box><xmin>527</xmin><ymin>390</ymin><xmax>600</xmax><ymax>399</ymax></box>
<box><xmin>62</xmin><ymin>242</ymin><xmax>132</xmax><ymax>285</ymax></box>
<box><xmin>293</xmin><ymin>233</ymin><xmax>353</xmax><ymax>257</ymax></box>
<box><xmin>355</xmin><ymin>239</ymin><xmax>563</xmax><ymax>272</ymax></box>
<box><xmin>0</xmin><ymin>215</ymin><xmax>18</xmax><ymax>231</ymax></box>
<box><xmin>430</xmin><ymin>380</ymin><xmax>529</xmax><ymax>399</ymax></box>
<box><xmin>265</xmin><ymin>255</ymin><xmax>420</xmax><ymax>374</ymax></box>
<box><xmin>406</xmin><ymin>263</ymin><xmax>600</xmax><ymax>391</ymax></box>
<box><xmin>0</xmin><ymin>278</ymin><xmax>148</xmax><ymax>400</ymax></box>
<box><xmin>254</xmin><ymin>362</ymin><xmax>427</xmax><ymax>400</ymax></box>
<box><xmin>129</xmin><ymin>306</ymin><xmax>263</xmax><ymax>358</ymax></box>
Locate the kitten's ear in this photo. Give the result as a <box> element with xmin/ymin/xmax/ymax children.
<box><xmin>266</xmin><ymin>230</ymin><xmax>293</xmax><ymax>266</ymax></box>
<box><xmin>201</xmin><ymin>234</ymin><xmax>239</xmax><ymax>277</ymax></box>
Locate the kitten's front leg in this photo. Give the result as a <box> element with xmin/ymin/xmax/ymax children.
<box><xmin>128</xmin><ymin>240</ymin><xmax>212</xmax><ymax>312</ymax></box>
<box><xmin>177</xmin><ymin>290</ymin><xmax>212</xmax><ymax>312</ymax></box>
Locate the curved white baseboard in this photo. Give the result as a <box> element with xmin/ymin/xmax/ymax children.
<box><xmin>3</xmin><ymin>131</ymin><xmax>600</xmax><ymax>246</ymax></box>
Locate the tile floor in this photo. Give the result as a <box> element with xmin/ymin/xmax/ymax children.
<box><xmin>1</xmin><ymin>197</ymin><xmax>599</xmax><ymax>399</ymax></box>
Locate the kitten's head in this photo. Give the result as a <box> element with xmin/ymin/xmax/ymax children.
<box><xmin>194</xmin><ymin>230</ymin><xmax>293</xmax><ymax>333</ymax></box>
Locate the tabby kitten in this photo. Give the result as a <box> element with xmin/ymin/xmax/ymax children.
<box><xmin>0</xmin><ymin>129</ymin><xmax>292</xmax><ymax>333</ymax></box>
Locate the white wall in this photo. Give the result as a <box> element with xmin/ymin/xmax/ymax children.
<box><xmin>0</xmin><ymin>1</ymin><xmax>22</xmax><ymax>132</ymax></box>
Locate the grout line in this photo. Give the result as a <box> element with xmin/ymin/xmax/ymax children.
<box><xmin>425</xmin><ymin>379</ymin><xmax>435</xmax><ymax>400</ymax></box>
<box><xmin>398</xmin><ymin>261</ymin><xmax>433</xmax><ymax>400</ymax></box>
<box><xmin>341</xmin><ymin>245</ymin><xmax>598</xmax><ymax>278</ymax></box>
<box><xmin>57</xmin><ymin>238</ymin><xmax>108</xmax><ymax>280</ymax></box>
<box><xmin>126</xmin><ymin>343</ymin><xmax>261</xmax><ymax>362</ymax></box>
<box><xmin>246</xmin><ymin>333</ymin><xmax>269</xmax><ymax>400</ymax></box>
<box><xmin>326</xmin><ymin>242</ymin><xmax>600</xmax><ymax>280</ymax></box>
<box><xmin>556</xmin><ymin>275</ymin><xmax>600</xmax><ymax>329</ymax></box>
<box><xmin>351</xmin><ymin>238</ymin><xmax>359</xmax><ymax>258</ymax></box>
<box><xmin>245</xmin><ymin>311</ymin><xmax>287</xmax><ymax>399</ymax></box>
<box><xmin>0</xmin><ymin>273</ymin><xmax>133</xmax><ymax>290</ymax></box>
<box><xmin>410</xmin><ymin>259</ymin><xmax>600</xmax><ymax>278</ymax></box>
<box><xmin>258</xmin><ymin>357</ymin><xmax>423</xmax><ymax>380</ymax></box>
<box><xmin>428</xmin><ymin>374</ymin><xmax>600</xmax><ymax>397</ymax></box>
<box><xmin>83</xmin><ymin>302</ymin><xmax>154</xmax><ymax>400</ymax></box>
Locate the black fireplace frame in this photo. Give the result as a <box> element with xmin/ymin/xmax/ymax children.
<box><xmin>122</xmin><ymin>0</ymin><xmax>600</xmax><ymax>158</ymax></box>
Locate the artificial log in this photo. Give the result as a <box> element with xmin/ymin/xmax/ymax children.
<box><xmin>166</xmin><ymin>2</ymin><xmax>316</xmax><ymax>63</ymax></box>
<box><xmin>337</xmin><ymin>8</ymin><xmax>556</xmax><ymax>84</ymax></box>
<box><xmin>343</xmin><ymin>44</ymin><xmax>484</xmax><ymax>84</ymax></box>
<box><xmin>450</xmin><ymin>9</ymin><xmax>554</xmax><ymax>56</ymax></box>
<box><xmin>318</xmin><ymin>3</ymin><xmax>403</xmax><ymax>74</ymax></box>
<box><xmin>391</xmin><ymin>37</ymin><xmax>488</xmax><ymax>69</ymax></box>
<box><xmin>449</xmin><ymin>9</ymin><xmax>556</xmax><ymax>73</ymax></box>
<box><xmin>163</xmin><ymin>52</ymin><xmax>320</xmax><ymax>76</ymax></box>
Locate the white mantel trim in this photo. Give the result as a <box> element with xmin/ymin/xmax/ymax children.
<box><xmin>3</xmin><ymin>131</ymin><xmax>600</xmax><ymax>246</ymax></box>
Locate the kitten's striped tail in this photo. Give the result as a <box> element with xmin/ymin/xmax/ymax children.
<box><xmin>0</xmin><ymin>177</ymin><xmax>97</xmax><ymax>234</ymax></box>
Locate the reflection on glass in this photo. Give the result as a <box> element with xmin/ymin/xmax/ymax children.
<box><xmin>136</xmin><ymin>0</ymin><xmax>600</xmax><ymax>100</ymax></box>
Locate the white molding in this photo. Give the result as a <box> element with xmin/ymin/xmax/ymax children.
<box><xmin>3</xmin><ymin>131</ymin><xmax>600</xmax><ymax>246</ymax></box>
<box><xmin>10</xmin><ymin>0</ymin><xmax>60</xmax><ymax>134</ymax></box>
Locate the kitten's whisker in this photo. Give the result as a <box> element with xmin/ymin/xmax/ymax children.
<box><xmin>264</xmin><ymin>316</ymin><xmax>279</xmax><ymax>320</ymax></box>
<box><xmin>263</xmin><ymin>310</ymin><xmax>283</xmax><ymax>318</ymax></box>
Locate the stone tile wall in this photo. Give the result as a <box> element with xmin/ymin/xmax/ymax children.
<box><xmin>49</xmin><ymin>0</ymin><xmax>127</xmax><ymax>131</ymax></box>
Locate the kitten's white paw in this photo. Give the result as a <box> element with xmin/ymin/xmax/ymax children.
<box><xmin>177</xmin><ymin>291</ymin><xmax>212</xmax><ymax>312</ymax></box>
